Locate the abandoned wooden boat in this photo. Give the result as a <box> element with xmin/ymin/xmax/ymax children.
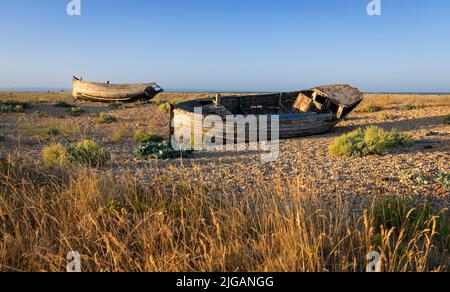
<box><xmin>72</xmin><ymin>77</ymin><xmax>164</xmax><ymax>102</ymax></box>
<box><xmin>170</xmin><ymin>84</ymin><xmax>363</xmax><ymax>142</ymax></box>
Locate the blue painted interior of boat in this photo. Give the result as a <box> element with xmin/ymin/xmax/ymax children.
<box><xmin>277</xmin><ymin>113</ymin><xmax>329</xmax><ymax>120</ymax></box>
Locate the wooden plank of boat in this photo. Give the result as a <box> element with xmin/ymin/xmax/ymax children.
<box><xmin>293</xmin><ymin>84</ymin><xmax>364</xmax><ymax>119</ymax></box>
<box><xmin>72</xmin><ymin>77</ymin><xmax>164</xmax><ymax>103</ymax></box>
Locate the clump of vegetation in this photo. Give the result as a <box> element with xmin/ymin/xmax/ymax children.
<box><xmin>67</xmin><ymin>107</ymin><xmax>85</xmax><ymax>116</ymax></box>
<box><xmin>133</xmin><ymin>101</ymin><xmax>149</xmax><ymax>107</ymax></box>
<box><xmin>158</xmin><ymin>102</ymin><xmax>171</xmax><ymax>113</ymax></box>
<box><xmin>99</xmin><ymin>198</ymin><xmax>125</xmax><ymax>216</ymax></box>
<box><xmin>0</xmin><ymin>104</ymin><xmax>22</xmax><ymax>113</ymax></box>
<box><xmin>0</xmin><ymin>101</ymin><xmax>29</xmax><ymax>113</ymax></box>
<box><xmin>0</xmin><ymin>133</ymin><xmax>5</xmax><ymax>142</ymax></box>
<box><xmin>54</xmin><ymin>101</ymin><xmax>75</xmax><ymax>108</ymax></box>
<box><xmin>96</xmin><ymin>113</ymin><xmax>118</xmax><ymax>124</ymax></box>
<box><xmin>406</xmin><ymin>173</ymin><xmax>431</xmax><ymax>186</ymax></box>
<box><xmin>443</xmin><ymin>115</ymin><xmax>450</xmax><ymax>125</ymax></box>
<box><xmin>358</xmin><ymin>104</ymin><xmax>384</xmax><ymax>113</ymax></box>
<box><xmin>67</xmin><ymin>140</ymin><xmax>110</xmax><ymax>167</ymax></box>
<box><xmin>42</xmin><ymin>144</ymin><xmax>69</xmax><ymax>168</ymax></box>
<box><xmin>40</xmin><ymin>127</ymin><xmax>63</xmax><ymax>138</ymax></box>
<box><xmin>371</xmin><ymin>197</ymin><xmax>449</xmax><ymax>248</ymax></box>
<box><xmin>400</xmin><ymin>104</ymin><xmax>421</xmax><ymax>111</ymax></box>
<box><xmin>42</xmin><ymin>140</ymin><xmax>110</xmax><ymax>168</ymax></box>
<box><xmin>13</xmin><ymin>104</ymin><xmax>24</xmax><ymax>112</ymax></box>
<box><xmin>133</xmin><ymin>130</ymin><xmax>164</xmax><ymax>144</ymax></box>
<box><xmin>33</xmin><ymin>98</ymin><xmax>49</xmax><ymax>104</ymax></box>
<box><xmin>382</xmin><ymin>114</ymin><xmax>399</xmax><ymax>121</ymax></box>
<box><xmin>436</xmin><ymin>173</ymin><xmax>450</xmax><ymax>190</ymax></box>
<box><xmin>135</xmin><ymin>140</ymin><xmax>192</xmax><ymax>160</ymax></box>
<box><xmin>107</xmin><ymin>102</ymin><xmax>124</xmax><ymax>109</ymax></box>
<box><xmin>110</xmin><ymin>128</ymin><xmax>128</xmax><ymax>143</ymax></box>
<box><xmin>329</xmin><ymin>126</ymin><xmax>413</xmax><ymax>157</ymax></box>
<box><xmin>404</xmin><ymin>172</ymin><xmax>449</xmax><ymax>190</ymax></box>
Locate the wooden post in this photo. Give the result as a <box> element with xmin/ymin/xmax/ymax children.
<box><xmin>215</xmin><ymin>94</ymin><xmax>222</xmax><ymax>106</ymax></box>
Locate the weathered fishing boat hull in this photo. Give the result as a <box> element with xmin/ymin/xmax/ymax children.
<box><xmin>72</xmin><ymin>77</ymin><xmax>163</xmax><ymax>102</ymax></box>
<box><xmin>171</xmin><ymin>99</ymin><xmax>339</xmax><ymax>143</ymax></box>
<box><xmin>170</xmin><ymin>85</ymin><xmax>363</xmax><ymax>143</ymax></box>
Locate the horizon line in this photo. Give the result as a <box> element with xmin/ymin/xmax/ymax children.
<box><xmin>1</xmin><ymin>87</ymin><xmax>450</xmax><ymax>95</ymax></box>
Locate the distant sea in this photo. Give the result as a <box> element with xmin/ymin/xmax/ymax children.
<box><xmin>0</xmin><ymin>87</ymin><xmax>70</xmax><ymax>93</ymax></box>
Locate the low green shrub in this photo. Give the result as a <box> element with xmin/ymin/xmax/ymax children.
<box><xmin>13</xmin><ymin>105</ymin><xmax>24</xmax><ymax>112</ymax></box>
<box><xmin>443</xmin><ymin>115</ymin><xmax>450</xmax><ymax>125</ymax></box>
<box><xmin>382</xmin><ymin>114</ymin><xmax>399</xmax><ymax>121</ymax></box>
<box><xmin>67</xmin><ymin>140</ymin><xmax>110</xmax><ymax>167</ymax></box>
<box><xmin>42</xmin><ymin>144</ymin><xmax>69</xmax><ymax>168</ymax></box>
<box><xmin>67</xmin><ymin>107</ymin><xmax>85</xmax><ymax>116</ymax></box>
<box><xmin>133</xmin><ymin>130</ymin><xmax>164</xmax><ymax>144</ymax></box>
<box><xmin>358</xmin><ymin>104</ymin><xmax>384</xmax><ymax>113</ymax></box>
<box><xmin>0</xmin><ymin>101</ymin><xmax>28</xmax><ymax>113</ymax></box>
<box><xmin>406</xmin><ymin>173</ymin><xmax>431</xmax><ymax>186</ymax></box>
<box><xmin>42</xmin><ymin>140</ymin><xmax>110</xmax><ymax>168</ymax></box>
<box><xmin>329</xmin><ymin>126</ymin><xmax>413</xmax><ymax>157</ymax></box>
<box><xmin>54</xmin><ymin>101</ymin><xmax>75</xmax><ymax>108</ymax></box>
<box><xmin>400</xmin><ymin>104</ymin><xmax>421</xmax><ymax>111</ymax></box>
<box><xmin>41</xmin><ymin>127</ymin><xmax>63</xmax><ymax>138</ymax></box>
<box><xmin>96</xmin><ymin>113</ymin><xmax>118</xmax><ymax>124</ymax></box>
<box><xmin>158</xmin><ymin>102</ymin><xmax>171</xmax><ymax>113</ymax></box>
<box><xmin>0</xmin><ymin>133</ymin><xmax>5</xmax><ymax>142</ymax></box>
<box><xmin>133</xmin><ymin>101</ymin><xmax>149</xmax><ymax>107</ymax></box>
<box><xmin>436</xmin><ymin>173</ymin><xmax>450</xmax><ymax>190</ymax></box>
<box><xmin>135</xmin><ymin>140</ymin><xmax>192</xmax><ymax>160</ymax></box>
<box><xmin>107</xmin><ymin>102</ymin><xmax>124</xmax><ymax>109</ymax></box>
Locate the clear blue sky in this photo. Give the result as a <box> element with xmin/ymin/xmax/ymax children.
<box><xmin>1</xmin><ymin>0</ymin><xmax>450</xmax><ymax>92</ymax></box>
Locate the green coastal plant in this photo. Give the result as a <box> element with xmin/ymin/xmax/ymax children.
<box><xmin>133</xmin><ymin>130</ymin><xmax>164</xmax><ymax>144</ymax></box>
<box><xmin>443</xmin><ymin>115</ymin><xmax>450</xmax><ymax>125</ymax></box>
<box><xmin>0</xmin><ymin>101</ymin><xmax>29</xmax><ymax>113</ymax></box>
<box><xmin>42</xmin><ymin>140</ymin><xmax>110</xmax><ymax>168</ymax></box>
<box><xmin>358</xmin><ymin>104</ymin><xmax>384</xmax><ymax>113</ymax></box>
<box><xmin>54</xmin><ymin>101</ymin><xmax>75</xmax><ymax>108</ymax></box>
<box><xmin>329</xmin><ymin>126</ymin><xmax>413</xmax><ymax>157</ymax></box>
<box><xmin>135</xmin><ymin>140</ymin><xmax>191</xmax><ymax>160</ymax></box>
<box><xmin>107</xmin><ymin>102</ymin><xmax>124</xmax><ymax>109</ymax></box>
<box><xmin>436</xmin><ymin>173</ymin><xmax>450</xmax><ymax>190</ymax></box>
<box><xmin>158</xmin><ymin>102</ymin><xmax>171</xmax><ymax>113</ymax></box>
<box><xmin>42</xmin><ymin>144</ymin><xmax>69</xmax><ymax>168</ymax></box>
<box><xmin>400</xmin><ymin>104</ymin><xmax>421</xmax><ymax>111</ymax></box>
<box><xmin>96</xmin><ymin>113</ymin><xmax>118</xmax><ymax>124</ymax></box>
<box><xmin>67</xmin><ymin>107</ymin><xmax>85</xmax><ymax>116</ymax></box>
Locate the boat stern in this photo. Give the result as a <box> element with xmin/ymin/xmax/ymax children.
<box><xmin>145</xmin><ymin>83</ymin><xmax>164</xmax><ymax>100</ymax></box>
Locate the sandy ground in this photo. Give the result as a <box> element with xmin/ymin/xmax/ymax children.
<box><xmin>0</xmin><ymin>93</ymin><xmax>449</xmax><ymax>211</ymax></box>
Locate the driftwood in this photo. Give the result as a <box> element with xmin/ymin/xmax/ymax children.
<box><xmin>72</xmin><ymin>77</ymin><xmax>163</xmax><ymax>103</ymax></box>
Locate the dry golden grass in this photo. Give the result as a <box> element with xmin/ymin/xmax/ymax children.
<box><xmin>362</xmin><ymin>94</ymin><xmax>450</xmax><ymax>108</ymax></box>
<box><xmin>0</xmin><ymin>92</ymin><xmax>73</xmax><ymax>104</ymax></box>
<box><xmin>18</xmin><ymin>117</ymin><xmax>92</xmax><ymax>142</ymax></box>
<box><xmin>0</xmin><ymin>155</ymin><xmax>448</xmax><ymax>272</ymax></box>
<box><xmin>110</xmin><ymin>126</ymin><xmax>129</xmax><ymax>143</ymax></box>
<box><xmin>1</xmin><ymin>92</ymin><xmax>449</xmax><ymax>272</ymax></box>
